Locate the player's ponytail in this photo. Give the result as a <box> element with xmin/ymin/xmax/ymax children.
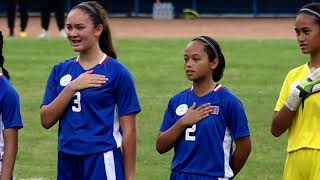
<box><xmin>192</xmin><ymin>36</ymin><xmax>225</xmax><ymax>82</ymax></box>
<box><xmin>0</xmin><ymin>31</ymin><xmax>10</xmax><ymax>80</ymax></box>
<box><xmin>73</xmin><ymin>1</ymin><xmax>117</xmax><ymax>59</ymax></box>
<box><xmin>299</xmin><ymin>3</ymin><xmax>320</xmax><ymax>25</ymax></box>
<box><xmin>99</xmin><ymin>20</ymin><xmax>117</xmax><ymax>59</ymax></box>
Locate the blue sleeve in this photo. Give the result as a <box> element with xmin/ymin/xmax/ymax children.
<box><xmin>42</xmin><ymin>66</ymin><xmax>59</xmax><ymax>106</ymax></box>
<box><xmin>115</xmin><ymin>68</ymin><xmax>141</xmax><ymax>117</ymax></box>
<box><xmin>160</xmin><ymin>98</ymin><xmax>175</xmax><ymax>132</ymax></box>
<box><xmin>2</xmin><ymin>85</ymin><xmax>23</xmax><ymax>129</ymax></box>
<box><xmin>227</xmin><ymin>98</ymin><xmax>250</xmax><ymax>140</ymax></box>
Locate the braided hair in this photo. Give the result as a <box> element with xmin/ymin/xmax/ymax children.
<box><xmin>0</xmin><ymin>31</ymin><xmax>10</xmax><ymax>79</ymax></box>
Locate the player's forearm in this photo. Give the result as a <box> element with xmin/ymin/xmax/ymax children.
<box><xmin>230</xmin><ymin>153</ymin><xmax>247</xmax><ymax>177</ymax></box>
<box><xmin>40</xmin><ymin>85</ymin><xmax>75</xmax><ymax>129</ymax></box>
<box><xmin>230</xmin><ymin>137</ymin><xmax>251</xmax><ymax>177</ymax></box>
<box><xmin>156</xmin><ymin>119</ymin><xmax>187</xmax><ymax>154</ymax></box>
<box><xmin>271</xmin><ymin>107</ymin><xmax>296</xmax><ymax>137</ymax></box>
<box><xmin>122</xmin><ymin>130</ymin><xmax>136</xmax><ymax>180</ymax></box>
<box><xmin>1</xmin><ymin>129</ymin><xmax>18</xmax><ymax>180</ymax></box>
<box><xmin>1</xmin><ymin>149</ymin><xmax>17</xmax><ymax>180</ymax></box>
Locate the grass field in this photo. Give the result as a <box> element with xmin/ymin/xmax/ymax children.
<box><xmin>2</xmin><ymin>38</ymin><xmax>307</xmax><ymax>179</ymax></box>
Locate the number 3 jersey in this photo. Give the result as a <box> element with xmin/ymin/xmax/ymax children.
<box><xmin>0</xmin><ymin>74</ymin><xmax>23</xmax><ymax>157</ymax></box>
<box><xmin>42</xmin><ymin>55</ymin><xmax>141</xmax><ymax>155</ymax></box>
<box><xmin>160</xmin><ymin>85</ymin><xmax>250</xmax><ymax>178</ymax></box>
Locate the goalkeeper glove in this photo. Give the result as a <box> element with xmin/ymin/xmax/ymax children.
<box><xmin>285</xmin><ymin>67</ymin><xmax>320</xmax><ymax>111</ymax></box>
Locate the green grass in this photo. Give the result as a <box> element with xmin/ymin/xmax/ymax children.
<box><xmin>2</xmin><ymin>38</ymin><xmax>307</xmax><ymax>179</ymax></box>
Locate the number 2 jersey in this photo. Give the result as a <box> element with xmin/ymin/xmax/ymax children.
<box><xmin>42</xmin><ymin>55</ymin><xmax>141</xmax><ymax>155</ymax></box>
<box><xmin>160</xmin><ymin>85</ymin><xmax>250</xmax><ymax>178</ymax></box>
<box><xmin>0</xmin><ymin>74</ymin><xmax>23</xmax><ymax>156</ymax></box>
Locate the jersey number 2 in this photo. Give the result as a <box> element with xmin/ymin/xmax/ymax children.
<box><xmin>185</xmin><ymin>124</ymin><xmax>196</xmax><ymax>141</ymax></box>
<box><xmin>72</xmin><ymin>92</ymin><xmax>81</xmax><ymax>112</ymax></box>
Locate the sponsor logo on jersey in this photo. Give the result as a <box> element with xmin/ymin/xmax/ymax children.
<box><xmin>60</xmin><ymin>74</ymin><xmax>72</xmax><ymax>86</ymax></box>
<box><xmin>176</xmin><ymin>104</ymin><xmax>188</xmax><ymax>116</ymax></box>
<box><xmin>211</xmin><ymin>105</ymin><xmax>219</xmax><ymax>115</ymax></box>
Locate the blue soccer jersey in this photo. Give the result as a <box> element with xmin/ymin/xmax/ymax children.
<box><xmin>0</xmin><ymin>74</ymin><xmax>23</xmax><ymax>155</ymax></box>
<box><xmin>160</xmin><ymin>84</ymin><xmax>250</xmax><ymax>178</ymax></box>
<box><xmin>42</xmin><ymin>55</ymin><xmax>141</xmax><ymax>155</ymax></box>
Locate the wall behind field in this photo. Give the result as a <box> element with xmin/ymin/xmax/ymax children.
<box><xmin>0</xmin><ymin>0</ymin><xmax>320</xmax><ymax>17</ymax></box>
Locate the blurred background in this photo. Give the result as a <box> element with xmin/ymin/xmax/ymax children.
<box><xmin>1</xmin><ymin>0</ymin><xmax>320</xmax><ymax>19</ymax></box>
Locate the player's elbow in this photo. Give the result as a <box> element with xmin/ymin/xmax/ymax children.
<box><xmin>156</xmin><ymin>138</ymin><xmax>170</xmax><ymax>154</ymax></box>
<box><xmin>40</xmin><ymin>117</ymin><xmax>54</xmax><ymax>129</ymax></box>
<box><xmin>271</xmin><ymin>110</ymin><xmax>290</xmax><ymax>137</ymax></box>
<box><xmin>156</xmin><ymin>144</ymin><xmax>166</xmax><ymax>154</ymax></box>
<box><xmin>156</xmin><ymin>134</ymin><xmax>164</xmax><ymax>154</ymax></box>
<box><xmin>40</xmin><ymin>108</ymin><xmax>55</xmax><ymax>129</ymax></box>
<box><xmin>271</xmin><ymin>122</ymin><xmax>284</xmax><ymax>137</ymax></box>
<box><xmin>271</xmin><ymin>127</ymin><xmax>282</xmax><ymax>137</ymax></box>
<box><xmin>245</xmin><ymin>140</ymin><xmax>252</xmax><ymax>156</ymax></box>
<box><xmin>156</xmin><ymin>142</ymin><xmax>164</xmax><ymax>154</ymax></box>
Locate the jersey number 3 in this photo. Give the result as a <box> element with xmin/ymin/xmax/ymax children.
<box><xmin>185</xmin><ymin>124</ymin><xmax>196</xmax><ymax>141</ymax></box>
<box><xmin>72</xmin><ymin>92</ymin><xmax>81</xmax><ymax>112</ymax></box>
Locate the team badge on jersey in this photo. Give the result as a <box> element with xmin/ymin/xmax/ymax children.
<box><xmin>211</xmin><ymin>105</ymin><xmax>220</xmax><ymax>115</ymax></box>
<box><xmin>60</xmin><ymin>74</ymin><xmax>72</xmax><ymax>86</ymax></box>
<box><xmin>176</xmin><ymin>104</ymin><xmax>188</xmax><ymax>116</ymax></box>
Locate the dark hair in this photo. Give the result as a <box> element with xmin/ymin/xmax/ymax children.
<box><xmin>298</xmin><ymin>3</ymin><xmax>320</xmax><ymax>25</ymax></box>
<box><xmin>0</xmin><ymin>31</ymin><xmax>10</xmax><ymax>79</ymax></box>
<box><xmin>72</xmin><ymin>1</ymin><xmax>117</xmax><ymax>58</ymax></box>
<box><xmin>192</xmin><ymin>36</ymin><xmax>225</xmax><ymax>82</ymax></box>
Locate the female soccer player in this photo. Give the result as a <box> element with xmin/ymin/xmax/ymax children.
<box><xmin>40</xmin><ymin>2</ymin><xmax>141</xmax><ymax>179</ymax></box>
<box><xmin>272</xmin><ymin>3</ymin><xmax>320</xmax><ymax>179</ymax></box>
<box><xmin>0</xmin><ymin>30</ymin><xmax>23</xmax><ymax>179</ymax></box>
<box><xmin>156</xmin><ymin>36</ymin><xmax>251</xmax><ymax>179</ymax></box>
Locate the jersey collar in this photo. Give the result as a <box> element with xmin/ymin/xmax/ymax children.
<box><xmin>214</xmin><ymin>84</ymin><xmax>223</xmax><ymax>92</ymax></box>
<box><xmin>189</xmin><ymin>84</ymin><xmax>224</xmax><ymax>93</ymax></box>
<box><xmin>75</xmin><ymin>54</ymin><xmax>109</xmax><ymax>64</ymax></box>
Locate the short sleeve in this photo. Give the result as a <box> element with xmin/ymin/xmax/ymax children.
<box><xmin>160</xmin><ymin>98</ymin><xmax>175</xmax><ymax>132</ymax></box>
<box><xmin>115</xmin><ymin>68</ymin><xmax>141</xmax><ymax>117</ymax></box>
<box><xmin>42</xmin><ymin>66</ymin><xmax>59</xmax><ymax>106</ymax></box>
<box><xmin>274</xmin><ymin>73</ymin><xmax>290</xmax><ymax>112</ymax></box>
<box><xmin>2</xmin><ymin>86</ymin><xmax>23</xmax><ymax>129</ymax></box>
<box><xmin>227</xmin><ymin>98</ymin><xmax>250</xmax><ymax>140</ymax></box>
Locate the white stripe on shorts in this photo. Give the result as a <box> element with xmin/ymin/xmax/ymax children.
<box><xmin>104</xmin><ymin>150</ymin><xmax>116</xmax><ymax>180</ymax></box>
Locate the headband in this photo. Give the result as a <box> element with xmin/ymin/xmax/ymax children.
<box><xmin>299</xmin><ymin>8</ymin><xmax>320</xmax><ymax>18</ymax></box>
<box><xmin>77</xmin><ymin>2</ymin><xmax>98</xmax><ymax>16</ymax></box>
<box><xmin>193</xmin><ymin>37</ymin><xmax>218</xmax><ymax>57</ymax></box>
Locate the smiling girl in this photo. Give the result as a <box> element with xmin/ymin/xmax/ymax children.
<box><xmin>40</xmin><ymin>2</ymin><xmax>141</xmax><ymax>179</ymax></box>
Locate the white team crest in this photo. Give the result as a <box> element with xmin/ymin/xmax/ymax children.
<box><xmin>176</xmin><ymin>104</ymin><xmax>188</xmax><ymax>116</ymax></box>
<box><xmin>60</xmin><ymin>74</ymin><xmax>72</xmax><ymax>86</ymax></box>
